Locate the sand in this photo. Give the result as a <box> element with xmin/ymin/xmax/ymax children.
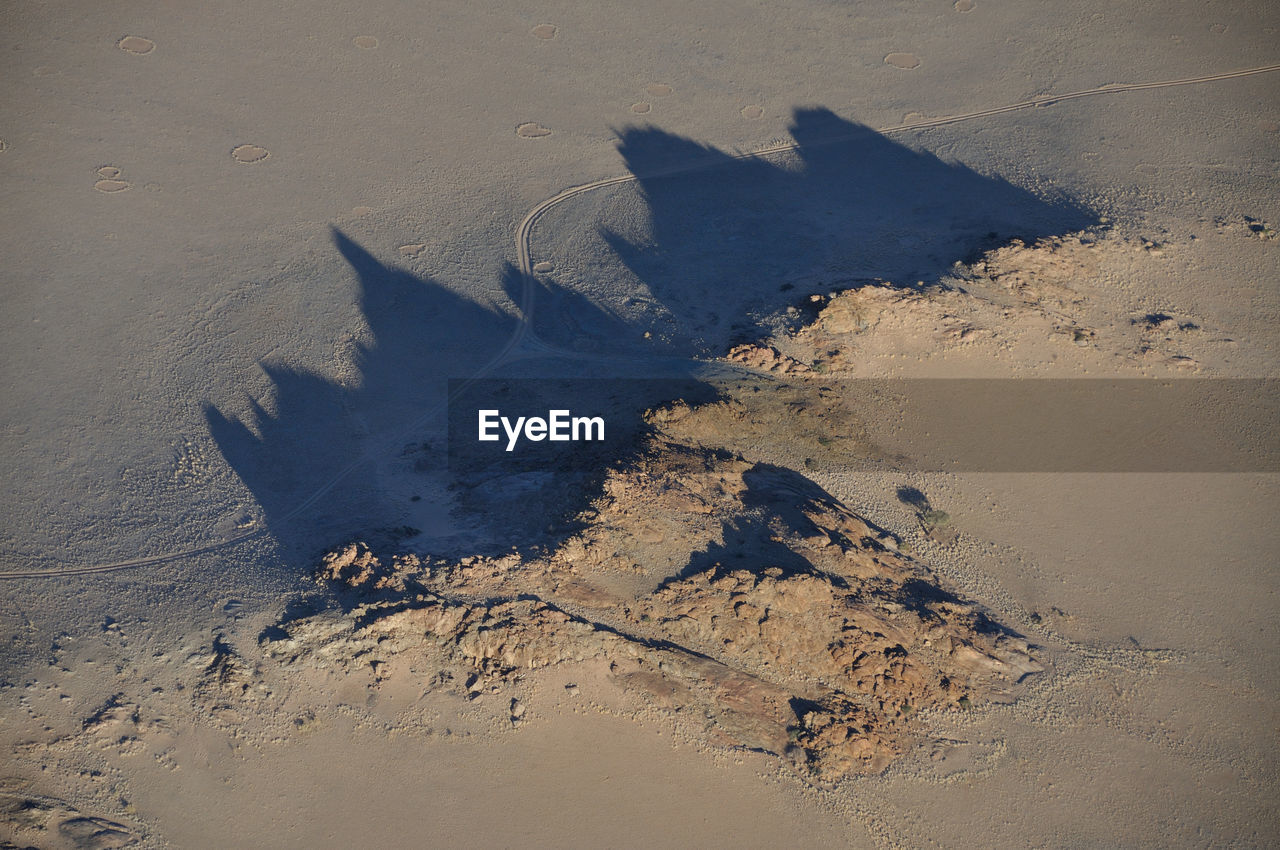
<box><xmin>2</xmin><ymin>0</ymin><xmax>1278</xmax><ymax>846</ymax></box>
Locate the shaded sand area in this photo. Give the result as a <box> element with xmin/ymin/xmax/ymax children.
<box><xmin>3</xmin><ymin>0</ymin><xmax>1279</xmax><ymax>846</ymax></box>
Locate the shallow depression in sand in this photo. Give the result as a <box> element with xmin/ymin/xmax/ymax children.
<box><xmin>885</xmin><ymin>52</ymin><xmax>921</xmax><ymax>69</ymax></box>
<box><xmin>353</xmin><ymin>35</ymin><xmax>379</xmax><ymax>49</ymax></box>
<box><xmin>741</xmin><ymin>105</ymin><xmax>764</xmax><ymax>120</ymax></box>
<box><xmin>645</xmin><ymin>83</ymin><xmax>673</xmax><ymax>97</ymax></box>
<box><xmin>533</xmin><ymin>261</ymin><xmax>554</xmax><ymax>273</ymax></box>
<box><xmin>117</xmin><ymin>35</ymin><xmax>155</xmax><ymax>55</ymax></box>
<box><xmin>93</xmin><ymin>179</ymin><xmax>131</xmax><ymax>193</ymax></box>
<box><xmin>516</xmin><ymin>122</ymin><xmax>552</xmax><ymax>138</ymax></box>
<box><xmin>230</xmin><ymin>144</ymin><xmax>270</xmax><ymax>164</ymax></box>
<box><xmin>531</xmin><ymin>24</ymin><xmax>558</xmax><ymax>39</ymax></box>
<box><xmin>96</xmin><ymin>166</ymin><xmax>121</xmax><ymax>179</ymax></box>
<box><xmin>954</xmin><ymin>0</ymin><xmax>976</xmax><ymax>12</ymax></box>
<box><xmin>630</xmin><ymin>102</ymin><xmax>651</xmax><ymax>114</ymax></box>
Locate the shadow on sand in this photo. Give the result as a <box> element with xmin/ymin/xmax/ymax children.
<box><xmin>531</xmin><ymin>107</ymin><xmax>1091</xmax><ymax>354</ymax></box>
<box><xmin>205</xmin><ymin>107</ymin><xmax>1094</xmax><ymax>572</ymax></box>
<box><xmin>205</xmin><ymin>229</ymin><xmax>515</xmax><ymax>563</ymax></box>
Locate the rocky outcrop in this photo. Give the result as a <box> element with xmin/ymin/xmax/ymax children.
<box><xmin>263</xmin><ymin>436</ymin><xmax>1040</xmax><ymax>782</ymax></box>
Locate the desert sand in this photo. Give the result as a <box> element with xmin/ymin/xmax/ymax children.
<box><xmin>2</xmin><ymin>0</ymin><xmax>1278</xmax><ymax>847</ymax></box>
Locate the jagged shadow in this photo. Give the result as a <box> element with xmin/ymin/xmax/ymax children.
<box><xmin>741</xmin><ymin>462</ymin><xmax>894</xmax><ymax>545</ymax></box>
<box><xmin>205</xmin><ymin>107</ymin><xmax>1095</xmax><ymax>573</ymax></box>
<box><xmin>499</xmin><ymin>262</ymin><xmax>637</xmax><ymax>353</ymax></box>
<box><xmin>205</xmin><ymin>228</ymin><xmax>515</xmax><ymax>567</ymax></box>
<box><xmin>530</xmin><ymin>107</ymin><xmax>1095</xmax><ymax>354</ymax></box>
<box><xmin>660</xmin><ymin>515</ymin><xmax>829</xmax><ymax>589</ymax></box>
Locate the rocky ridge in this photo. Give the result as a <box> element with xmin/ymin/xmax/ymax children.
<box><xmin>265</xmin><ymin>438</ymin><xmax>1040</xmax><ymax>781</ymax></box>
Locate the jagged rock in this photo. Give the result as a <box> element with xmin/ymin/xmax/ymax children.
<box><xmin>317</xmin><ymin>542</ymin><xmax>422</xmax><ymax>593</ymax></box>
<box><xmin>265</xmin><ymin>433</ymin><xmax>1040</xmax><ymax>781</ymax></box>
<box><xmin>726</xmin><ymin>342</ymin><xmax>811</xmax><ymax>374</ymax></box>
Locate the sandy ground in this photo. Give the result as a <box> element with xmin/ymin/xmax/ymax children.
<box><xmin>2</xmin><ymin>0</ymin><xmax>1278</xmax><ymax>847</ymax></box>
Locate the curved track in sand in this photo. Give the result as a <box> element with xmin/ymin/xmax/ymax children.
<box><xmin>4</xmin><ymin>62</ymin><xmax>1278</xmax><ymax>580</ymax></box>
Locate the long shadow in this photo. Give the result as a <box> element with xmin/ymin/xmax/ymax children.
<box><xmin>529</xmin><ymin>107</ymin><xmax>1094</xmax><ymax>354</ymax></box>
<box><xmin>205</xmin><ymin>228</ymin><xmax>516</xmax><ymax>564</ymax></box>
<box><xmin>205</xmin><ymin>108</ymin><xmax>1095</xmax><ymax>573</ymax></box>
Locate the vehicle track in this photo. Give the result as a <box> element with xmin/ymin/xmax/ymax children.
<box><xmin>4</xmin><ymin>62</ymin><xmax>1277</xmax><ymax>580</ymax></box>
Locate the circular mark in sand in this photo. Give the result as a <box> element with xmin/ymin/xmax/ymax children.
<box><xmin>533</xmin><ymin>261</ymin><xmax>553</xmax><ymax>273</ymax></box>
<box><xmin>740</xmin><ymin>105</ymin><xmax>764</xmax><ymax>120</ymax></box>
<box><xmin>117</xmin><ymin>35</ymin><xmax>155</xmax><ymax>55</ymax></box>
<box><xmin>398</xmin><ymin>243</ymin><xmax>426</xmax><ymax>257</ymax></box>
<box><xmin>885</xmin><ymin>52</ymin><xmax>921</xmax><ymax>70</ymax></box>
<box><xmin>94</xmin><ymin>179</ymin><xmax>131</xmax><ymax>193</ymax></box>
<box><xmin>645</xmin><ymin>83</ymin><xmax>672</xmax><ymax>97</ymax></box>
<box><xmin>353</xmin><ymin>35</ymin><xmax>379</xmax><ymax>49</ymax></box>
<box><xmin>531</xmin><ymin>24</ymin><xmax>558</xmax><ymax>39</ymax></box>
<box><xmin>231</xmin><ymin>144</ymin><xmax>270</xmax><ymax>164</ymax></box>
<box><xmin>630</xmin><ymin>102</ymin><xmax>651</xmax><ymax>114</ymax></box>
<box><xmin>97</xmin><ymin>165</ymin><xmax>121</xmax><ymax>179</ymax></box>
<box><xmin>516</xmin><ymin>122</ymin><xmax>552</xmax><ymax>138</ymax></box>
<box><xmin>954</xmin><ymin>0</ymin><xmax>975</xmax><ymax>12</ymax></box>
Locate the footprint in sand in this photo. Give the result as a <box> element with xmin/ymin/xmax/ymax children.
<box><xmin>740</xmin><ymin>105</ymin><xmax>764</xmax><ymax>120</ymax></box>
<box><xmin>353</xmin><ymin>35</ymin><xmax>379</xmax><ymax>49</ymax></box>
<box><xmin>645</xmin><ymin>83</ymin><xmax>673</xmax><ymax>97</ymax></box>
<box><xmin>93</xmin><ymin>165</ymin><xmax>131</xmax><ymax>193</ymax></box>
<box><xmin>530</xmin><ymin>24</ymin><xmax>558</xmax><ymax>40</ymax></box>
<box><xmin>630</xmin><ymin>102</ymin><xmax>652</xmax><ymax>114</ymax></box>
<box><xmin>231</xmin><ymin>143</ymin><xmax>270</xmax><ymax>163</ymax></box>
<box><xmin>885</xmin><ymin>52</ymin><xmax>921</xmax><ymax>70</ymax></box>
<box><xmin>117</xmin><ymin>35</ymin><xmax>155</xmax><ymax>55</ymax></box>
<box><xmin>516</xmin><ymin>122</ymin><xmax>552</xmax><ymax>138</ymax></box>
<box><xmin>954</xmin><ymin>0</ymin><xmax>975</xmax><ymax>12</ymax></box>
<box><xmin>93</xmin><ymin>177</ymin><xmax>130</xmax><ymax>193</ymax></box>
